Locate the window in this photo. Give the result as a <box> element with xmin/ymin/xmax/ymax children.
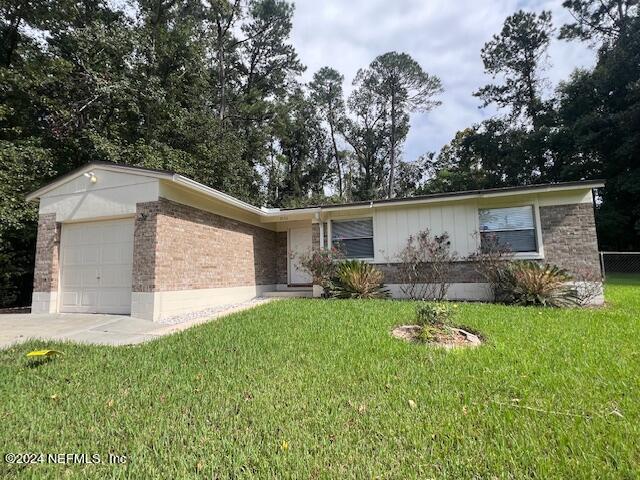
<box><xmin>479</xmin><ymin>206</ymin><xmax>537</xmax><ymax>253</ymax></box>
<box><xmin>331</xmin><ymin>218</ymin><xmax>374</xmax><ymax>259</ymax></box>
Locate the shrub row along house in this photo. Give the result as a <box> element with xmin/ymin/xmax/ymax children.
<box><xmin>27</xmin><ymin>162</ymin><xmax>604</xmax><ymax>321</ymax></box>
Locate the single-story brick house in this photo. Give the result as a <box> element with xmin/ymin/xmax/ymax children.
<box><xmin>26</xmin><ymin>162</ymin><xmax>604</xmax><ymax>321</ymax></box>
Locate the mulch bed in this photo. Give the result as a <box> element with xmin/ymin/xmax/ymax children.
<box><xmin>0</xmin><ymin>306</ymin><xmax>31</xmax><ymax>314</ymax></box>
<box><xmin>391</xmin><ymin>324</ymin><xmax>482</xmax><ymax>349</ymax></box>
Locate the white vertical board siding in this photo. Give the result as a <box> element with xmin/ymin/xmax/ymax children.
<box><xmin>373</xmin><ymin>202</ymin><xmax>479</xmax><ymax>262</ymax></box>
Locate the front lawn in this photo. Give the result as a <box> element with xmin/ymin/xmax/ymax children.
<box><xmin>1</xmin><ymin>277</ymin><xmax>639</xmax><ymax>479</ymax></box>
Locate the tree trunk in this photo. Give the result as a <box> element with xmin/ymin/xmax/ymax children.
<box><xmin>329</xmin><ymin>117</ymin><xmax>343</xmax><ymax>198</ymax></box>
<box><xmin>2</xmin><ymin>16</ymin><xmax>21</xmax><ymax>68</ymax></box>
<box><xmin>388</xmin><ymin>90</ymin><xmax>397</xmax><ymax>198</ymax></box>
<box><xmin>217</xmin><ymin>21</ymin><xmax>225</xmax><ymax>122</ymax></box>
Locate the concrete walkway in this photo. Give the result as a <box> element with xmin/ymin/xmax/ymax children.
<box><xmin>0</xmin><ymin>299</ymin><xmax>273</xmax><ymax>349</ymax></box>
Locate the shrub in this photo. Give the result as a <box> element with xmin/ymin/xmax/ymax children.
<box><xmin>572</xmin><ymin>266</ymin><xmax>604</xmax><ymax>306</ymax></box>
<box><xmin>297</xmin><ymin>247</ymin><xmax>345</xmax><ymax>289</ymax></box>
<box><xmin>467</xmin><ymin>232</ymin><xmax>513</xmax><ymax>297</ymax></box>
<box><xmin>328</xmin><ymin>260</ymin><xmax>390</xmax><ymax>299</ymax></box>
<box><xmin>495</xmin><ymin>261</ymin><xmax>579</xmax><ymax>307</ymax></box>
<box><xmin>415</xmin><ymin>302</ymin><xmax>455</xmax><ymax>326</ymax></box>
<box><xmin>395</xmin><ymin>229</ymin><xmax>458</xmax><ymax>300</ymax></box>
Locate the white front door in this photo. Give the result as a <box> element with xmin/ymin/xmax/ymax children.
<box><xmin>59</xmin><ymin>218</ymin><xmax>134</xmax><ymax>314</ymax></box>
<box><xmin>289</xmin><ymin>226</ymin><xmax>313</xmax><ymax>285</ymax></box>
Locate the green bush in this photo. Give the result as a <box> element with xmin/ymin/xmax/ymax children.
<box><xmin>495</xmin><ymin>261</ymin><xmax>578</xmax><ymax>307</ymax></box>
<box><xmin>328</xmin><ymin>260</ymin><xmax>390</xmax><ymax>299</ymax></box>
<box><xmin>415</xmin><ymin>302</ymin><xmax>455</xmax><ymax>326</ymax></box>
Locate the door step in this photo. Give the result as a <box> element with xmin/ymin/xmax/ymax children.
<box><xmin>263</xmin><ymin>290</ymin><xmax>313</xmax><ymax>298</ymax></box>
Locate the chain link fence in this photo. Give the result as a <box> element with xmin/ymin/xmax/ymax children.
<box><xmin>599</xmin><ymin>252</ymin><xmax>640</xmax><ymax>277</ymax></box>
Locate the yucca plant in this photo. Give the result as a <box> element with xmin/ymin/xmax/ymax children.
<box><xmin>327</xmin><ymin>260</ymin><xmax>390</xmax><ymax>299</ymax></box>
<box><xmin>495</xmin><ymin>261</ymin><xmax>579</xmax><ymax>307</ymax></box>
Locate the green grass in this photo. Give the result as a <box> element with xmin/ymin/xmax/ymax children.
<box><xmin>1</xmin><ymin>278</ymin><xmax>639</xmax><ymax>479</ymax></box>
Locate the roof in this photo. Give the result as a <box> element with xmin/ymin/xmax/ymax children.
<box><xmin>282</xmin><ymin>179</ymin><xmax>606</xmax><ymax>211</ymax></box>
<box><xmin>26</xmin><ymin>161</ymin><xmax>604</xmax><ymax>219</ymax></box>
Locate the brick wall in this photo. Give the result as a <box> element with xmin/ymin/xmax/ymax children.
<box><xmin>132</xmin><ymin>201</ymin><xmax>160</xmax><ymax>292</ymax></box>
<box><xmin>376</xmin><ymin>262</ymin><xmax>482</xmax><ymax>284</ymax></box>
<box><xmin>276</xmin><ymin>231</ymin><xmax>288</xmax><ymax>285</ymax></box>
<box><xmin>33</xmin><ymin>214</ymin><xmax>60</xmax><ymax>293</ymax></box>
<box><xmin>134</xmin><ymin>198</ymin><xmax>279</xmax><ymax>292</ymax></box>
<box><xmin>539</xmin><ymin>203</ymin><xmax>601</xmax><ymax>277</ymax></box>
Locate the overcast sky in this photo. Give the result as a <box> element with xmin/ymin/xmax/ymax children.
<box><xmin>290</xmin><ymin>0</ymin><xmax>596</xmax><ymax>160</ymax></box>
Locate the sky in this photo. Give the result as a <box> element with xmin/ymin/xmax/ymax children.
<box><xmin>290</xmin><ymin>0</ymin><xmax>597</xmax><ymax>161</ymax></box>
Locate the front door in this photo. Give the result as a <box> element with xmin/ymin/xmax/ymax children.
<box><xmin>289</xmin><ymin>226</ymin><xmax>313</xmax><ymax>285</ymax></box>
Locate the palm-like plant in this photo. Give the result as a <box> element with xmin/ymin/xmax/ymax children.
<box><xmin>328</xmin><ymin>260</ymin><xmax>390</xmax><ymax>299</ymax></box>
<box><xmin>495</xmin><ymin>261</ymin><xmax>578</xmax><ymax>307</ymax></box>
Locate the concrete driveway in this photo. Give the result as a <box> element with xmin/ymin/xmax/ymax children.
<box><xmin>0</xmin><ymin>299</ymin><xmax>274</xmax><ymax>350</ymax></box>
<box><xmin>0</xmin><ymin>314</ymin><xmax>170</xmax><ymax>349</ymax></box>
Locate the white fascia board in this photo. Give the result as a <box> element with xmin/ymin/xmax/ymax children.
<box><xmin>319</xmin><ymin>182</ymin><xmax>604</xmax><ymax>213</ymax></box>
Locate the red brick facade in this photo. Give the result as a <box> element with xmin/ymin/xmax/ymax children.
<box><xmin>133</xmin><ymin>198</ymin><xmax>279</xmax><ymax>292</ymax></box>
<box><xmin>33</xmin><ymin>213</ymin><xmax>60</xmax><ymax>293</ymax></box>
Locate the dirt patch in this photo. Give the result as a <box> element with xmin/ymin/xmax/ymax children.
<box><xmin>391</xmin><ymin>324</ymin><xmax>482</xmax><ymax>349</ymax></box>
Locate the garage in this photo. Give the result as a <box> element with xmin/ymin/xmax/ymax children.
<box><xmin>59</xmin><ymin>218</ymin><xmax>134</xmax><ymax>314</ymax></box>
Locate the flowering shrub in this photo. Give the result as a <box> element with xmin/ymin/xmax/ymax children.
<box><xmin>296</xmin><ymin>247</ymin><xmax>344</xmax><ymax>288</ymax></box>
<box><xmin>396</xmin><ymin>229</ymin><xmax>457</xmax><ymax>300</ymax></box>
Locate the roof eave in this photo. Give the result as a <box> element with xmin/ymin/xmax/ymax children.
<box><xmin>317</xmin><ymin>181</ymin><xmax>605</xmax><ymax>212</ymax></box>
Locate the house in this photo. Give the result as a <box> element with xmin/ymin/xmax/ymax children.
<box><xmin>26</xmin><ymin>162</ymin><xmax>604</xmax><ymax>321</ymax></box>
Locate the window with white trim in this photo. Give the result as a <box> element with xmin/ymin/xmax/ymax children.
<box><xmin>331</xmin><ymin>218</ymin><xmax>374</xmax><ymax>259</ymax></box>
<box><xmin>479</xmin><ymin>206</ymin><xmax>537</xmax><ymax>253</ymax></box>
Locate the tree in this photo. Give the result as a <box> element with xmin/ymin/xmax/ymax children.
<box><xmin>560</xmin><ymin>0</ymin><xmax>639</xmax><ymax>44</ymax></box>
<box><xmin>309</xmin><ymin>67</ymin><xmax>346</xmax><ymax>198</ymax></box>
<box><xmin>422</xmin><ymin>129</ymin><xmax>489</xmax><ymax>193</ymax></box>
<box><xmin>0</xmin><ymin>0</ymin><xmax>306</xmax><ymax>307</ymax></box>
<box><xmin>393</xmin><ymin>157</ymin><xmax>428</xmax><ymax>197</ymax></box>
<box><xmin>272</xmin><ymin>87</ymin><xmax>331</xmax><ymax>205</ymax></box>
<box><xmin>343</xmin><ymin>73</ymin><xmax>390</xmax><ymax>200</ymax></box>
<box><xmin>475</xmin><ymin>10</ymin><xmax>554</xmax><ymax>127</ymax></box>
<box><xmin>356</xmin><ymin>52</ymin><xmax>442</xmax><ymax>197</ymax></box>
<box><xmin>555</xmin><ymin>15</ymin><xmax>640</xmax><ymax>249</ymax></box>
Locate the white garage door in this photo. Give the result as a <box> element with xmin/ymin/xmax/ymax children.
<box><xmin>59</xmin><ymin>219</ymin><xmax>134</xmax><ymax>314</ymax></box>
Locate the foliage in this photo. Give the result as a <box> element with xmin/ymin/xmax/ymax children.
<box><xmin>350</xmin><ymin>52</ymin><xmax>442</xmax><ymax>198</ymax></box>
<box><xmin>297</xmin><ymin>247</ymin><xmax>344</xmax><ymax>289</ymax></box>
<box><xmin>327</xmin><ymin>260</ymin><xmax>390</xmax><ymax>299</ymax></box>
<box><xmin>309</xmin><ymin>67</ymin><xmax>347</xmax><ymax>199</ymax></box>
<box><xmin>554</xmin><ymin>15</ymin><xmax>640</xmax><ymax>250</ymax></box>
<box><xmin>467</xmin><ymin>232</ymin><xmax>514</xmax><ymax>298</ymax></box>
<box><xmin>494</xmin><ymin>261</ymin><xmax>579</xmax><ymax>307</ymax></box>
<box><xmin>415</xmin><ymin>302</ymin><xmax>455</xmax><ymax>327</ymax></box>
<box><xmin>475</xmin><ymin>10</ymin><xmax>554</xmax><ymax>126</ymax></box>
<box><xmin>395</xmin><ymin>229</ymin><xmax>458</xmax><ymax>300</ymax></box>
<box><xmin>560</xmin><ymin>0</ymin><xmax>638</xmax><ymax>44</ymax></box>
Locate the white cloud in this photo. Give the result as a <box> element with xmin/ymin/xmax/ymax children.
<box><xmin>290</xmin><ymin>0</ymin><xmax>596</xmax><ymax>159</ymax></box>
